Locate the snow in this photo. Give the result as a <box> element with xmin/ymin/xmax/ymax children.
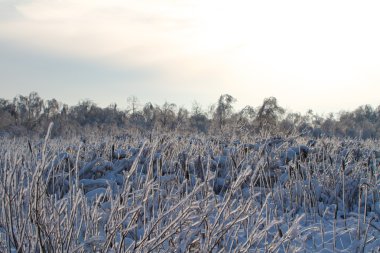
<box><xmin>1</xmin><ymin>135</ymin><xmax>380</xmax><ymax>252</ymax></box>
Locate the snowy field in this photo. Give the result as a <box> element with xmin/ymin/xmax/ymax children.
<box><xmin>1</xmin><ymin>127</ymin><xmax>380</xmax><ymax>252</ymax></box>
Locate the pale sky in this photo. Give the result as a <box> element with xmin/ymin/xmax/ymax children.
<box><xmin>0</xmin><ymin>0</ymin><xmax>379</xmax><ymax>114</ymax></box>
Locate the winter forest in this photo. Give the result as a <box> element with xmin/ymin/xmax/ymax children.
<box><xmin>1</xmin><ymin>91</ymin><xmax>380</xmax><ymax>139</ymax></box>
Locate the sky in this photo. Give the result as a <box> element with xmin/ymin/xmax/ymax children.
<box><xmin>0</xmin><ymin>0</ymin><xmax>379</xmax><ymax>114</ymax></box>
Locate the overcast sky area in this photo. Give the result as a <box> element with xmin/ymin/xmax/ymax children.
<box><xmin>0</xmin><ymin>0</ymin><xmax>379</xmax><ymax>114</ymax></box>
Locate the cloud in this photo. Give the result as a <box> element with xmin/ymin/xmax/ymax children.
<box><xmin>1</xmin><ymin>0</ymin><xmax>380</xmax><ymax>113</ymax></box>
<box><xmin>0</xmin><ymin>0</ymin><xmax>228</xmax><ymax>90</ymax></box>
<box><xmin>0</xmin><ymin>0</ymin><xmax>27</xmax><ymax>21</ymax></box>
<box><xmin>0</xmin><ymin>39</ymin><xmax>160</xmax><ymax>105</ymax></box>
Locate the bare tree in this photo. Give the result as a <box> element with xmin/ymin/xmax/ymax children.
<box><xmin>127</xmin><ymin>96</ymin><xmax>140</xmax><ymax>115</ymax></box>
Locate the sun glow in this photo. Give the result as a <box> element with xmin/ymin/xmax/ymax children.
<box><xmin>192</xmin><ymin>1</ymin><xmax>380</xmax><ymax>82</ymax></box>
<box><xmin>0</xmin><ymin>0</ymin><xmax>380</xmax><ymax>112</ymax></box>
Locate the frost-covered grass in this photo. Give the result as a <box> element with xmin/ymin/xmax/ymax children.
<box><xmin>1</xmin><ymin>127</ymin><xmax>380</xmax><ymax>252</ymax></box>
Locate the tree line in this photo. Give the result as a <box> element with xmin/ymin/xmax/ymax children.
<box><xmin>0</xmin><ymin>92</ymin><xmax>379</xmax><ymax>139</ymax></box>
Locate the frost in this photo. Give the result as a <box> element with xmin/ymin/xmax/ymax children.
<box><xmin>1</xmin><ymin>135</ymin><xmax>380</xmax><ymax>252</ymax></box>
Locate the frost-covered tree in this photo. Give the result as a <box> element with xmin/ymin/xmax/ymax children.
<box><xmin>13</xmin><ymin>95</ymin><xmax>28</xmax><ymax>124</ymax></box>
<box><xmin>255</xmin><ymin>97</ymin><xmax>285</xmax><ymax>130</ymax></box>
<box><xmin>44</xmin><ymin>98</ymin><xmax>60</xmax><ymax>119</ymax></box>
<box><xmin>142</xmin><ymin>102</ymin><xmax>155</xmax><ymax>130</ymax></box>
<box><xmin>27</xmin><ymin>91</ymin><xmax>44</xmax><ymax>121</ymax></box>
<box><xmin>213</xmin><ymin>94</ymin><xmax>236</xmax><ymax>131</ymax></box>
<box><xmin>190</xmin><ymin>102</ymin><xmax>210</xmax><ymax>133</ymax></box>
<box><xmin>157</xmin><ymin>102</ymin><xmax>177</xmax><ymax>130</ymax></box>
<box><xmin>0</xmin><ymin>99</ymin><xmax>15</xmax><ymax>129</ymax></box>
<box><xmin>176</xmin><ymin>107</ymin><xmax>189</xmax><ymax>131</ymax></box>
<box><xmin>127</xmin><ymin>96</ymin><xmax>139</xmax><ymax>115</ymax></box>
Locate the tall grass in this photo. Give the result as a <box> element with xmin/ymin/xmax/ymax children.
<box><xmin>0</xmin><ymin>129</ymin><xmax>380</xmax><ymax>252</ymax></box>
